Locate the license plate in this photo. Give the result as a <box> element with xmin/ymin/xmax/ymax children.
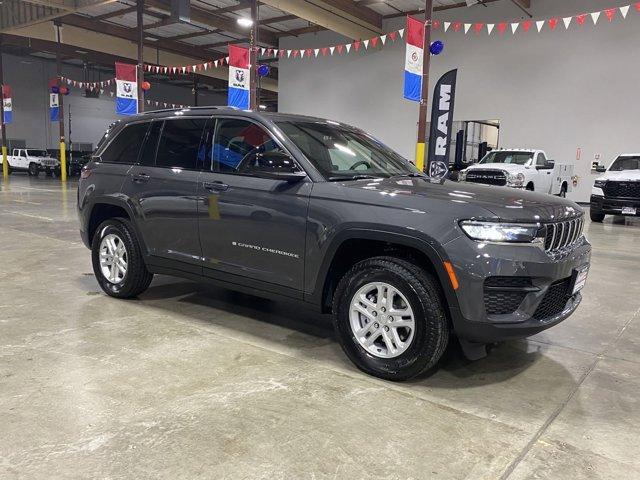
<box><xmin>622</xmin><ymin>206</ymin><xmax>636</xmax><ymax>215</ymax></box>
<box><xmin>572</xmin><ymin>266</ymin><xmax>589</xmax><ymax>295</ymax></box>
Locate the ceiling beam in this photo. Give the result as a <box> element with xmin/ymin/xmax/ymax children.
<box><xmin>512</xmin><ymin>0</ymin><xmax>531</xmax><ymax>8</ymax></box>
<box><xmin>144</xmin><ymin>0</ymin><xmax>278</xmax><ymax>46</ymax></box>
<box><xmin>261</xmin><ymin>0</ymin><xmax>382</xmax><ymax>39</ymax></box>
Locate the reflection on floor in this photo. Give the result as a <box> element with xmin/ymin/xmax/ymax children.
<box><xmin>1</xmin><ymin>175</ymin><xmax>639</xmax><ymax>479</ymax></box>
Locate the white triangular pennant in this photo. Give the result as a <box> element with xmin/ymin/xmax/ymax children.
<box><xmin>329</xmin><ymin>46</ymin><xmax>335</xmax><ymax>55</ymax></box>
<box><xmin>536</xmin><ymin>20</ymin><xmax>544</xmax><ymax>32</ymax></box>
<box><xmin>203</xmin><ymin>63</ymin><xmax>208</xmax><ymax>70</ymax></box>
<box><xmin>314</xmin><ymin>48</ymin><xmax>320</xmax><ymax>57</ymax></box>
<box><xmin>273</xmin><ymin>49</ymin><xmax>278</xmax><ymax>56</ymax></box>
<box><xmin>345</xmin><ymin>43</ymin><xmax>352</xmax><ymax>53</ymax></box>
<box><xmin>563</xmin><ymin>16</ymin><xmax>572</xmax><ymax>29</ymax></box>
<box><xmin>363</xmin><ymin>39</ymin><xmax>369</xmax><ymax>49</ymax></box>
<box><xmin>225</xmin><ymin>56</ymin><xmax>229</xmax><ymax>63</ymax></box>
<box><xmin>287</xmin><ymin>50</ymin><xmax>292</xmax><ymax>58</ymax></box>
<box><xmin>464</xmin><ymin>23</ymin><xmax>471</xmax><ymax>34</ymax></box>
<box><xmin>444</xmin><ymin>22</ymin><xmax>451</xmax><ymax>32</ymax></box>
<box><xmin>620</xmin><ymin>5</ymin><xmax>630</xmax><ymax>18</ymax></box>
<box><xmin>591</xmin><ymin>11</ymin><xmax>600</xmax><ymax>25</ymax></box>
<box><xmin>399</xmin><ymin>28</ymin><xmax>405</xmax><ymax>38</ymax></box>
<box><xmin>511</xmin><ymin>22</ymin><xmax>519</xmax><ymax>34</ymax></box>
<box><xmin>260</xmin><ymin>47</ymin><xmax>266</xmax><ymax>55</ymax></box>
<box><xmin>487</xmin><ymin>23</ymin><xmax>495</xmax><ymax>34</ymax></box>
<box><xmin>380</xmin><ymin>34</ymin><xmax>387</xmax><ymax>44</ymax></box>
<box><xmin>299</xmin><ymin>49</ymin><xmax>305</xmax><ymax>57</ymax></box>
<box><xmin>214</xmin><ymin>60</ymin><xmax>218</xmax><ymax>67</ymax></box>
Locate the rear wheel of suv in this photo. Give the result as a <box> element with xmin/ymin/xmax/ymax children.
<box><xmin>332</xmin><ymin>256</ymin><xmax>449</xmax><ymax>381</ymax></box>
<box><xmin>91</xmin><ymin>218</ymin><xmax>153</xmax><ymax>298</ymax></box>
<box><xmin>590</xmin><ymin>210</ymin><xmax>605</xmax><ymax>223</ymax></box>
<box><xmin>28</xmin><ymin>163</ymin><xmax>39</xmax><ymax>177</ymax></box>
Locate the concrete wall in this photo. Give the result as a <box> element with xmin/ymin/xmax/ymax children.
<box><xmin>278</xmin><ymin>0</ymin><xmax>638</xmax><ymax>202</ymax></box>
<box><xmin>1</xmin><ymin>53</ymin><xmax>226</xmax><ymax>151</ymax></box>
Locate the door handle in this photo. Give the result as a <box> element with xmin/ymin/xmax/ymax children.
<box><xmin>203</xmin><ymin>181</ymin><xmax>229</xmax><ymax>192</ymax></box>
<box><xmin>132</xmin><ymin>173</ymin><xmax>150</xmax><ymax>183</ymax></box>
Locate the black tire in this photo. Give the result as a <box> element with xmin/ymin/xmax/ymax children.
<box><xmin>590</xmin><ymin>210</ymin><xmax>605</xmax><ymax>223</ymax></box>
<box><xmin>28</xmin><ymin>163</ymin><xmax>39</xmax><ymax>177</ymax></box>
<box><xmin>332</xmin><ymin>256</ymin><xmax>450</xmax><ymax>381</ymax></box>
<box><xmin>559</xmin><ymin>184</ymin><xmax>567</xmax><ymax>198</ymax></box>
<box><xmin>91</xmin><ymin>218</ymin><xmax>153</xmax><ymax>298</ymax></box>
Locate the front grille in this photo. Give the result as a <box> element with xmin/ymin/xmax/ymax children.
<box><xmin>544</xmin><ymin>216</ymin><xmax>584</xmax><ymax>253</ymax></box>
<box><xmin>484</xmin><ymin>277</ymin><xmax>533</xmax><ymax>315</ymax></box>
<box><xmin>466</xmin><ymin>170</ymin><xmax>507</xmax><ymax>186</ymax></box>
<box><xmin>603</xmin><ymin>181</ymin><xmax>640</xmax><ymax>199</ymax></box>
<box><xmin>533</xmin><ymin>277</ymin><xmax>572</xmax><ymax>320</ymax></box>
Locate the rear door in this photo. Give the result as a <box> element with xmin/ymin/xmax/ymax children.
<box><xmin>122</xmin><ymin>117</ymin><xmax>207</xmax><ymax>273</ymax></box>
<box><xmin>197</xmin><ymin>116</ymin><xmax>311</xmax><ymax>295</ymax></box>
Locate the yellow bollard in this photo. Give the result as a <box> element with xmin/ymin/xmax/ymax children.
<box><xmin>415</xmin><ymin>142</ymin><xmax>426</xmax><ymax>173</ymax></box>
<box><xmin>59</xmin><ymin>141</ymin><xmax>67</xmax><ymax>182</ymax></box>
<box><xmin>2</xmin><ymin>145</ymin><xmax>7</xmax><ymax>179</ymax></box>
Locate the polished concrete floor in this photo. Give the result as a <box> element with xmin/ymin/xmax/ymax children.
<box><xmin>1</xmin><ymin>175</ymin><xmax>639</xmax><ymax>480</ymax></box>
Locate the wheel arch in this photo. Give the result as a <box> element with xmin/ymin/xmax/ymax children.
<box><xmin>87</xmin><ymin>199</ymin><xmax>136</xmax><ymax>245</ymax></box>
<box><xmin>310</xmin><ymin>229</ymin><xmax>460</xmax><ymax>317</ymax></box>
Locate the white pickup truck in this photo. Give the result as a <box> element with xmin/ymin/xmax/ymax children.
<box><xmin>7</xmin><ymin>148</ymin><xmax>60</xmax><ymax>176</ymax></box>
<box><xmin>458</xmin><ymin>149</ymin><xmax>574</xmax><ymax>196</ymax></box>
<box><xmin>590</xmin><ymin>154</ymin><xmax>640</xmax><ymax>222</ymax></box>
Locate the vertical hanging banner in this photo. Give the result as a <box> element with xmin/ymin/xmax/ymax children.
<box><xmin>2</xmin><ymin>85</ymin><xmax>12</xmax><ymax>124</ymax></box>
<box><xmin>427</xmin><ymin>69</ymin><xmax>458</xmax><ymax>179</ymax></box>
<box><xmin>115</xmin><ymin>62</ymin><xmax>138</xmax><ymax>116</ymax></box>
<box><xmin>228</xmin><ymin>45</ymin><xmax>250</xmax><ymax>109</ymax></box>
<box><xmin>50</xmin><ymin>92</ymin><xmax>60</xmax><ymax>121</ymax></box>
<box><xmin>403</xmin><ymin>16</ymin><xmax>424</xmax><ymax>102</ymax></box>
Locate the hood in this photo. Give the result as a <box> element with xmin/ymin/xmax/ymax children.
<box><xmin>465</xmin><ymin>162</ymin><xmax>529</xmax><ymax>173</ymax></box>
<box><xmin>337</xmin><ymin>176</ymin><xmax>581</xmax><ymax>223</ymax></box>
<box><xmin>599</xmin><ymin>170</ymin><xmax>640</xmax><ymax>181</ymax></box>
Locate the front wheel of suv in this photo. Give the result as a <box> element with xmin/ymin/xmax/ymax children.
<box><xmin>590</xmin><ymin>210</ymin><xmax>605</xmax><ymax>223</ymax></box>
<box><xmin>332</xmin><ymin>256</ymin><xmax>450</xmax><ymax>381</ymax></box>
<box><xmin>91</xmin><ymin>218</ymin><xmax>153</xmax><ymax>298</ymax></box>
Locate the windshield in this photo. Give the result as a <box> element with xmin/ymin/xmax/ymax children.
<box><xmin>609</xmin><ymin>156</ymin><xmax>640</xmax><ymax>171</ymax></box>
<box><xmin>26</xmin><ymin>149</ymin><xmax>49</xmax><ymax>157</ymax></box>
<box><xmin>480</xmin><ymin>151</ymin><xmax>533</xmax><ymax>166</ymax></box>
<box><xmin>276</xmin><ymin>121</ymin><xmax>420</xmax><ymax>180</ymax></box>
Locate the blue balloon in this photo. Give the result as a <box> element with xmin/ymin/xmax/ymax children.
<box><xmin>51</xmin><ymin>86</ymin><xmax>60</xmax><ymax>94</ymax></box>
<box><xmin>257</xmin><ymin>64</ymin><xmax>270</xmax><ymax>77</ymax></box>
<box><xmin>430</xmin><ymin>40</ymin><xmax>444</xmax><ymax>56</ymax></box>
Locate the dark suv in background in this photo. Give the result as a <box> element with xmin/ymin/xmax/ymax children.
<box><xmin>78</xmin><ymin>107</ymin><xmax>591</xmax><ymax>380</ymax></box>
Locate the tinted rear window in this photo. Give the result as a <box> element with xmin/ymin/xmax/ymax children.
<box><xmin>101</xmin><ymin>122</ymin><xmax>149</xmax><ymax>164</ymax></box>
<box><xmin>155</xmin><ymin>118</ymin><xmax>207</xmax><ymax>170</ymax></box>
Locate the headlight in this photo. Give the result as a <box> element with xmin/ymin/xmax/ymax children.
<box><xmin>458</xmin><ymin>169</ymin><xmax>467</xmax><ymax>181</ymax></box>
<box><xmin>460</xmin><ymin>221</ymin><xmax>543</xmax><ymax>243</ymax></box>
<box><xmin>594</xmin><ymin>180</ymin><xmax>607</xmax><ymax>188</ymax></box>
<box><xmin>507</xmin><ymin>172</ymin><xmax>525</xmax><ymax>187</ymax></box>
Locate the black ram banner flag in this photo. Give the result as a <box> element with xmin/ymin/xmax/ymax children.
<box><xmin>427</xmin><ymin>69</ymin><xmax>458</xmax><ymax>179</ymax></box>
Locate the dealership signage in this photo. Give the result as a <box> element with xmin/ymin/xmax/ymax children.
<box><xmin>428</xmin><ymin>69</ymin><xmax>458</xmax><ymax>179</ymax></box>
<box><xmin>228</xmin><ymin>45</ymin><xmax>250</xmax><ymax>110</ymax></box>
<box><xmin>115</xmin><ymin>62</ymin><xmax>138</xmax><ymax>116</ymax></box>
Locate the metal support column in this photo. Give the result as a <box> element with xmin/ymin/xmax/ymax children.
<box><xmin>137</xmin><ymin>0</ymin><xmax>145</xmax><ymax>113</ymax></box>
<box><xmin>249</xmin><ymin>0</ymin><xmax>258</xmax><ymax>110</ymax></box>
<box><xmin>55</xmin><ymin>22</ymin><xmax>67</xmax><ymax>181</ymax></box>
<box><xmin>415</xmin><ymin>0</ymin><xmax>434</xmax><ymax>173</ymax></box>
<box><xmin>0</xmin><ymin>36</ymin><xmax>8</xmax><ymax>180</ymax></box>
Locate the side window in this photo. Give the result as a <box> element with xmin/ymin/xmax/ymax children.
<box><xmin>139</xmin><ymin>121</ymin><xmax>162</xmax><ymax>166</ymax></box>
<box><xmin>101</xmin><ymin>122</ymin><xmax>149</xmax><ymax>164</ymax></box>
<box><xmin>155</xmin><ymin>118</ymin><xmax>207</xmax><ymax>170</ymax></box>
<box><xmin>211</xmin><ymin>118</ymin><xmax>289</xmax><ymax>174</ymax></box>
<box><xmin>536</xmin><ymin>153</ymin><xmax>547</xmax><ymax>166</ymax></box>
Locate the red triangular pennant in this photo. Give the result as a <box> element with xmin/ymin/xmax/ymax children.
<box><xmin>321</xmin><ymin>47</ymin><xmax>329</xmax><ymax>56</ymax></box>
<box><xmin>548</xmin><ymin>18</ymin><xmax>558</xmax><ymax>30</ymax></box>
<box><xmin>474</xmin><ymin>22</ymin><xmax>484</xmax><ymax>34</ymax></box>
<box><xmin>497</xmin><ymin>22</ymin><xmax>508</xmax><ymax>34</ymax></box>
<box><xmin>370</xmin><ymin>36</ymin><xmax>379</xmax><ymax>48</ymax></box>
<box><xmin>354</xmin><ymin>40</ymin><xmax>361</xmax><ymax>52</ymax></box>
<box><xmin>453</xmin><ymin>22</ymin><xmax>462</xmax><ymax>32</ymax></box>
<box><xmin>576</xmin><ymin>14</ymin><xmax>587</xmax><ymax>25</ymax></box>
<box><xmin>389</xmin><ymin>31</ymin><xmax>397</xmax><ymax>41</ymax></box>
<box><xmin>522</xmin><ymin>20</ymin><xmax>532</xmax><ymax>32</ymax></box>
<box><xmin>306</xmin><ymin>48</ymin><xmax>313</xmax><ymax>58</ymax></box>
<box><xmin>336</xmin><ymin>44</ymin><xmax>344</xmax><ymax>54</ymax></box>
<box><xmin>432</xmin><ymin>20</ymin><xmax>441</xmax><ymax>29</ymax></box>
<box><xmin>292</xmin><ymin>50</ymin><xmax>299</xmax><ymax>58</ymax></box>
<box><xmin>604</xmin><ymin>8</ymin><xmax>616</xmax><ymax>21</ymax></box>
<box><xmin>636</xmin><ymin>2</ymin><xmax>640</xmax><ymax>12</ymax></box>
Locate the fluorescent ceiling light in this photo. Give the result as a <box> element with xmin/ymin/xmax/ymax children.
<box><xmin>237</xmin><ymin>17</ymin><xmax>253</xmax><ymax>27</ymax></box>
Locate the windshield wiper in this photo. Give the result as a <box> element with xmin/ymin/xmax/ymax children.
<box><xmin>394</xmin><ymin>173</ymin><xmax>425</xmax><ymax>178</ymax></box>
<box><xmin>327</xmin><ymin>174</ymin><xmax>378</xmax><ymax>182</ymax></box>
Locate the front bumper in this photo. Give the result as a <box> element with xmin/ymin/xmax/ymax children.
<box><xmin>591</xmin><ymin>195</ymin><xmax>640</xmax><ymax>215</ymax></box>
<box><xmin>444</xmin><ymin>235</ymin><xmax>591</xmax><ymax>343</ymax></box>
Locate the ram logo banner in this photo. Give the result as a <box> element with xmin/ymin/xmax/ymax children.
<box><xmin>228</xmin><ymin>45</ymin><xmax>250</xmax><ymax>109</ymax></box>
<box><xmin>427</xmin><ymin>69</ymin><xmax>458</xmax><ymax>179</ymax></box>
<box><xmin>403</xmin><ymin>16</ymin><xmax>424</xmax><ymax>102</ymax></box>
<box><xmin>115</xmin><ymin>62</ymin><xmax>138</xmax><ymax>116</ymax></box>
<box><xmin>50</xmin><ymin>93</ymin><xmax>59</xmax><ymax>122</ymax></box>
<box><xmin>2</xmin><ymin>85</ymin><xmax>12</xmax><ymax>124</ymax></box>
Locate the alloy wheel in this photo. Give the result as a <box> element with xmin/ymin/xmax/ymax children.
<box><xmin>99</xmin><ymin>233</ymin><xmax>128</xmax><ymax>283</ymax></box>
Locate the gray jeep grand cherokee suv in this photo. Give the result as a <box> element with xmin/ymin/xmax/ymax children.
<box><xmin>78</xmin><ymin>107</ymin><xmax>591</xmax><ymax>380</ymax></box>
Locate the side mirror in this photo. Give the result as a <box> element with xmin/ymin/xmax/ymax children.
<box><xmin>249</xmin><ymin>151</ymin><xmax>307</xmax><ymax>182</ymax></box>
<box><xmin>91</xmin><ymin>154</ymin><xmax>102</xmax><ymax>163</ymax></box>
<box><xmin>595</xmin><ymin>165</ymin><xmax>606</xmax><ymax>173</ymax></box>
<box><xmin>545</xmin><ymin>159</ymin><xmax>555</xmax><ymax>169</ymax></box>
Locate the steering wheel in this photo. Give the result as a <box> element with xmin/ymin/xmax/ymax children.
<box><xmin>349</xmin><ymin>160</ymin><xmax>371</xmax><ymax>170</ymax></box>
